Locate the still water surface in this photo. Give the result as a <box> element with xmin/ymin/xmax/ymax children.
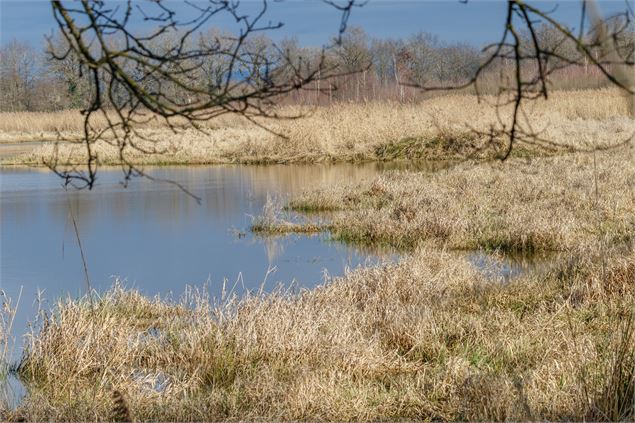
<box><xmin>1</xmin><ymin>163</ymin><xmax>410</xmax><ymax>351</ymax></box>
<box><xmin>1</xmin><ymin>162</ymin><xmax>549</xmax><ymax>406</ymax></box>
<box><xmin>1</xmin><ymin>162</ymin><xmax>546</xmax><ymax>345</ymax></box>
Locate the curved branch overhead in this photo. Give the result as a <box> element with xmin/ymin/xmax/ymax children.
<box><xmin>48</xmin><ymin>0</ymin><xmax>363</xmax><ymax>194</ymax></box>
<box><xmin>45</xmin><ymin>0</ymin><xmax>634</xmax><ymax>193</ymax></box>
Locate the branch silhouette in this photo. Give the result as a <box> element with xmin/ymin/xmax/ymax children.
<box><xmin>48</xmin><ymin>0</ymin><xmax>364</xmax><ymax>194</ymax></box>
<box><xmin>403</xmin><ymin>0</ymin><xmax>634</xmax><ymax>159</ymax></box>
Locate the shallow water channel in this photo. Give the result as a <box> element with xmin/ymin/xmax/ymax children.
<box><xmin>0</xmin><ymin>162</ymin><xmax>545</xmax><ymax>407</ymax></box>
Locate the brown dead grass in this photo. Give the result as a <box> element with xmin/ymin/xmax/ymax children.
<box><xmin>2</xmin><ymin>87</ymin><xmax>634</xmax><ymax>422</ymax></box>
<box><xmin>266</xmin><ymin>149</ymin><xmax>635</xmax><ymax>253</ymax></box>
<box><xmin>1</xmin><ymin>88</ymin><xmax>632</xmax><ymax>166</ymax></box>
<box><xmin>6</xmin><ymin>246</ymin><xmax>634</xmax><ymax>421</ymax></box>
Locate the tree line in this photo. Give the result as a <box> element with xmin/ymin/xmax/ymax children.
<box><xmin>1</xmin><ymin>22</ymin><xmax>632</xmax><ymax>112</ymax></box>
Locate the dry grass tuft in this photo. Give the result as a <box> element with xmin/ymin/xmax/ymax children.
<box><xmin>282</xmin><ymin>149</ymin><xmax>635</xmax><ymax>253</ymax></box>
<box><xmin>250</xmin><ymin>195</ymin><xmax>324</xmax><ymax>235</ymax></box>
<box><xmin>7</xmin><ymin>246</ymin><xmax>634</xmax><ymax>421</ymax></box>
<box><xmin>589</xmin><ymin>311</ymin><xmax>635</xmax><ymax>422</ymax></box>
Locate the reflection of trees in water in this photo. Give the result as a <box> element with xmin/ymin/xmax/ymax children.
<box><xmin>3</xmin><ymin>162</ymin><xmax>441</xmax><ymax>230</ymax></box>
<box><xmin>147</xmin><ymin>163</ymin><xmax>386</xmax><ymax>223</ymax></box>
<box><xmin>103</xmin><ymin>163</ymin><xmax>391</xmax><ymax>224</ymax></box>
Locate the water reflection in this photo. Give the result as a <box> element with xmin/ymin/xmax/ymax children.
<box><xmin>1</xmin><ymin>161</ymin><xmax>540</xmax><ymax>363</ymax></box>
<box><xmin>1</xmin><ymin>372</ymin><xmax>26</xmax><ymax>410</ymax></box>
<box><xmin>1</xmin><ymin>163</ymin><xmax>402</xmax><ymax>357</ymax></box>
<box><xmin>466</xmin><ymin>250</ymin><xmax>555</xmax><ymax>283</ymax></box>
<box><xmin>0</xmin><ymin>142</ymin><xmax>42</xmax><ymax>160</ymax></box>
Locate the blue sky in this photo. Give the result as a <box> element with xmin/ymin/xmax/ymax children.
<box><xmin>1</xmin><ymin>0</ymin><xmax>632</xmax><ymax>48</ymax></box>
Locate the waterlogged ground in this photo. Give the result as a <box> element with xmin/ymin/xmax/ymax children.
<box><xmin>1</xmin><ymin>164</ymin><xmax>403</xmax><ymax>343</ymax></box>
<box><xmin>1</xmin><ymin>162</ymin><xmax>549</xmax><ymax>335</ymax></box>
<box><xmin>0</xmin><ymin>163</ymin><xmax>399</xmax><ymax>406</ymax></box>
<box><xmin>0</xmin><ymin>162</ymin><xmax>547</xmax><ymax>408</ymax></box>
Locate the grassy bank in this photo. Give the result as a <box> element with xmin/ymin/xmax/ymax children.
<box><xmin>5</xmin><ymin>246</ymin><xmax>634</xmax><ymax>421</ymax></box>
<box><xmin>253</xmin><ymin>149</ymin><xmax>635</xmax><ymax>253</ymax></box>
<box><xmin>1</xmin><ymin>89</ymin><xmax>632</xmax><ymax>166</ymax></box>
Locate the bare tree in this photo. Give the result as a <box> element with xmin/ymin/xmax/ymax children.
<box><xmin>46</xmin><ymin>0</ymin><xmax>634</xmax><ymax>185</ymax></box>
<box><xmin>47</xmin><ymin>0</ymin><xmax>365</xmax><ymax>195</ymax></box>
<box><xmin>369</xmin><ymin>37</ymin><xmax>404</xmax><ymax>86</ymax></box>
<box><xmin>330</xmin><ymin>26</ymin><xmax>373</xmax><ymax>101</ymax></box>
<box><xmin>332</xmin><ymin>26</ymin><xmax>372</xmax><ymax>74</ymax></box>
<box><xmin>0</xmin><ymin>40</ymin><xmax>41</xmax><ymax>112</ymax></box>
<box><xmin>434</xmin><ymin>43</ymin><xmax>481</xmax><ymax>83</ymax></box>
<box><xmin>45</xmin><ymin>31</ymin><xmax>93</xmax><ymax>109</ymax></box>
<box><xmin>403</xmin><ymin>32</ymin><xmax>441</xmax><ymax>86</ymax></box>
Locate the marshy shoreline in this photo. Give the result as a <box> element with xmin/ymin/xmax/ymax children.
<box><xmin>255</xmin><ymin>148</ymin><xmax>635</xmax><ymax>253</ymax></box>
<box><xmin>4</xmin><ymin>246</ymin><xmax>634</xmax><ymax>421</ymax></box>
<box><xmin>1</xmin><ymin>88</ymin><xmax>632</xmax><ymax>167</ymax></box>
<box><xmin>1</xmin><ymin>88</ymin><xmax>635</xmax><ymax>421</ymax></box>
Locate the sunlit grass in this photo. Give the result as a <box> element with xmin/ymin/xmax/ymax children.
<box><xmin>5</xmin><ymin>246</ymin><xmax>633</xmax><ymax>421</ymax></box>
<box><xmin>1</xmin><ymin>86</ymin><xmax>633</xmax><ymax>422</ymax></box>
<box><xmin>258</xmin><ymin>149</ymin><xmax>635</xmax><ymax>254</ymax></box>
<box><xmin>1</xmin><ymin>88</ymin><xmax>632</xmax><ymax>165</ymax></box>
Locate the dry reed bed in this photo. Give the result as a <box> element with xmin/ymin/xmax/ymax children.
<box><xmin>1</xmin><ymin>89</ymin><xmax>632</xmax><ymax>165</ymax></box>
<box><xmin>0</xmin><ymin>110</ymin><xmax>248</xmax><ymax>143</ymax></box>
<box><xmin>275</xmin><ymin>149</ymin><xmax>635</xmax><ymax>253</ymax></box>
<box><xmin>6</xmin><ymin>246</ymin><xmax>634</xmax><ymax>421</ymax></box>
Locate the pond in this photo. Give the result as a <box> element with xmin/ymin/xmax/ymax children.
<box><xmin>1</xmin><ymin>161</ymin><xmax>549</xmax><ymax>407</ymax></box>
<box><xmin>1</xmin><ymin>163</ymin><xmax>414</xmax><ymax>349</ymax></box>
